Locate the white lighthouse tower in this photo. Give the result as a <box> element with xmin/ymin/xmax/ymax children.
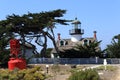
<box><xmin>69</xmin><ymin>18</ymin><xmax>84</xmax><ymax>42</ymax></box>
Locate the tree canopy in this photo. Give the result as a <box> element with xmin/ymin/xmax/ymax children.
<box><xmin>106</xmin><ymin>34</ymin><xmax>120</xmax><ymax>58</ymax></box>
<box><xmin>0</xmin><ymin>24</ymin><xmax>11</xmax><ymax>65</ymax></box>
<box><xmin>3</xmin><ymin>9</ymin><xmax>70</xmax><ymax>34</ymax></box>
<box><xmin>0</xmin><ymin>9</ymin><xmax>71</xmax><ymax>58</ymax></box>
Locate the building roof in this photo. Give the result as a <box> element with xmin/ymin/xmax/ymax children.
<box><xmin>72</xmin><ymin>17</ymin><xmax>81</xmax><ymax>24</ymax></box>
<box><xmin>51</xmin><ymin>37</ymin><xmax>96</xmax><ymax>54</ymax></box>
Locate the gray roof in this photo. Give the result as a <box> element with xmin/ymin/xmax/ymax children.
<box><xmin>51</xmin><ymin>37</ymin><xmax>96</xmax><ymax>53</ymax></box>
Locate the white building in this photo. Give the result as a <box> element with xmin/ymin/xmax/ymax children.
<box><xmin>51</xmin><ymin>18</ymin><xmax>98</xmax><ymax>57</ymax></box>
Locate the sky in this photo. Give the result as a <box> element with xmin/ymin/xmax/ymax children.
<box><xmin>0</xmin><ymin>0</ymin><xmax>120</xmax><ymax>50</ymax></box>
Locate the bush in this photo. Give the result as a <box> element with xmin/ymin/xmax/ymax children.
<box><xmin>0</xmin><ymin>66</ymin><xmax>46</xmax><ymax>80</ymax></box>
<box><xmin>68</xmin><ymin>69</ymin><xmax>100</xmax><ymax>80</ymax></box>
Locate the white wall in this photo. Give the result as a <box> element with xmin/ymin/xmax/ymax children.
<box><xmin>71</xmin><ymin>34</ymin><xmax>82</xmax><ymax>42</ymax></box>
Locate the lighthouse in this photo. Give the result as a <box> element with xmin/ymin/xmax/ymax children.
<box><xmin>69</xmin><ymin>18</ymin><xmax>84</xmax><ymax>42</ymax></box>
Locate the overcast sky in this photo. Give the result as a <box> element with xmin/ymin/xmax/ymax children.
<box><xmin>0</xmin><ymin>0</ymin><xmax>120</xmax><ymax>50</ymax></box>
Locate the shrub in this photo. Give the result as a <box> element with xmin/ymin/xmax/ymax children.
<box><xmin>68</xmin><ymin>69</ymin><xmax>100</xmax><ymax>80</ymax></box>
<box><xmin>0</xmin><ymin>66</ymin><xmax>46</xmax><ymax>80</ymax></box>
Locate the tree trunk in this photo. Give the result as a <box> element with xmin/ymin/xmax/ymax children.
<box><xmin>46</xmin><ymin>32</ymin><xmax>59</xmax><ymax>54</ymax></box>
<box><xmin>21</xmin><ymin>32</ymin><xmax>26</xmax><ymax>58</ymax></box>
<box><xmin>40</xmin><ymin>32</ymin><xmax>47</xmax><ymax>57</ymax></box>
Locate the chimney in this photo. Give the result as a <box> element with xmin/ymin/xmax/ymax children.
<box><xmin>93</xmin><ymin>31</ymin><xmax>97</xmax><ymax>40</ymax></box>
<box><xmin>57</xmin><ymin>33</ymin><xmax>61</xmax><ymax>41</ymax></box>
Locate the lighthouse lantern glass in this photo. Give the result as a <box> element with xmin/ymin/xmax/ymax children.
<box><xmin>72</xmin><ymin>23</ymin><xmax>81</xmax><ymax>29</ymax></box>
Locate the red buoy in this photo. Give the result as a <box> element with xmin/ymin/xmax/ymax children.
<box><xmin>8</xmin><ymin>58</ymin><xmax>26</xmax><ymax>70</ymax></box>
<box><xmin>8</xmin><ymin>39</ymin><xmax>26</xmax><ymax>70</ymax></box>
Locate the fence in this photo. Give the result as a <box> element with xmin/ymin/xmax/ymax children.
<box><xmin>28</xmin><ymin>58</ymin><xmax>120</xmax><ymax>64</ymax></box>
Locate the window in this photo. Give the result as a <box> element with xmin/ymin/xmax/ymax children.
<box><xmin>84</xmin><ymin>39</ymin><xmax>88</xmax><ymax>45</ymax></box>
<box><xmin>65</xmin><ymin>41</ymin><xmax>68</xmax><ymax>45</ymax></box>
<box><xmin>60</xmin><ymin>40</ymin><xmax>64</xmax><ymax>46</ymax></box>
<box><xmin>89</xmin><ymin>40</ymin><xmax>91</xmax><ymax>44</ymax></box>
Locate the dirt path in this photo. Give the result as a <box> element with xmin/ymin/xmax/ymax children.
<box><xmin>32</xmin><ymin>64</ymin><xmax>120</xmax><ymax>80</ymax></box>
<box><xmin>44</xmin><ymin>64</ymin><xmax>101</xmax><ymax>80</ymax></box>
<box><xmin>99</xmin><ymin>65</ymin><xmax>120</xmax><ymax>80</ymax></box>
<box><xmin>46</xmin><ymin>74</ymin><xmax>70</xmax><ymax>80</ymax></box>
<box><xmin>48</xmin><ymin>65</ymin><xmax>120</xmax><ymax>80</ymax></box>
<box><xmin>114</xmin><ymin>65</ymin><xmax>120</xmax><ymax>80</ymax></box>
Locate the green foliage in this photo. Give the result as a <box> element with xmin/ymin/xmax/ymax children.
<box><xmin>0</xmin><ymin>25</ymin><xmax>12</xmax><ymax>65</ymax></box>
<box><xmin>106</xmin><ymin>34</ymin><xmax>120</xmax><ymax>58</ymax></box>
<box><xmin>0</xmin><ymin>25</ymin><xmax>11</xmax><ymax>50</ymax></box>
<box><xmin>0</xmin><ymin>66</ymin><xmax>46</xmax><ymax>80</ymax></box>
<box><xmin>106</xmin><ymin>44</ymin><xmax>120</xmax><ymax>58</ymax></box>
<box><xmin>34</xmin><ymin>48</ymin><xmax>53</xmax><ymax>58</ymax></box>
<box><xmin>68</xmin><ymin>69</ymin><xmax>99</xmax><ymax>80</ymax></box>
<box><xmin>59</xmin><ymin>41</ymin><xmax>103</xmax><ymax>58</ymax></box>
<box><xmin>0</xmin><ymin>9</ymin><xmax>71</xmax><ymax>58</ymax></box>
<box><xmin>0</xmin><ymin>50</ymin><xmax>10</xmax><ymax>65</ymax></box>
<box><xmin>2</xmin><ymin>9</ymin><xmax>69</xmax><ymax>34</ymax></box>
<box><xmin>0</xmin><ymin>69</ymin><xmax>10</xmax><ymax>79</ymax></box>
<box><xmin>59</xmin><ymin>49</ymin><xmax>79</xmax><ymax>58</ymax></box>
<box><xmin>44</xmin><ymin>48</ymin><xmax>53</xmax><ymax>58</ymax></box>
<box><xmin>75</xmin><ymin>40</ymin><xmax>102</xmax><ymax>57</ymax></box>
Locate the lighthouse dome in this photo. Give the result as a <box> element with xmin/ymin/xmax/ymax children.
<box><xmin>72</xmin><ymin>18</ymin><xmax>81</xmax><ymax>24</ymax></box>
